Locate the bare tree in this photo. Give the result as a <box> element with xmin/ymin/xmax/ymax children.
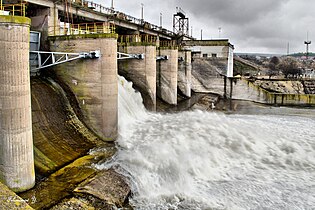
<box><xmin>278</xmin><ymin>57</ymin><xmax>301</xmax><ymax>78</ymax></box>
<box><xmin>268</xmin><ymin>56</ymin><xmax>280</xmax><ymax>78</ymax></box>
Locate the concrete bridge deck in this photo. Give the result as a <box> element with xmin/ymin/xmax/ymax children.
<box><xmin>27</xmin><ymin>0</ymin><xmax>181</xmax><ymax>39</ymax></box>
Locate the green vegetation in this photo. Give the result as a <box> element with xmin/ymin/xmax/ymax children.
<box><xmin>0</xmin><ymin>15</ymin><xmax>31</xmax><ymax>25</ymax></box>
<box><xmin>119</xmin><ymin>42</ymin><xmax>157</xmax><ymax>47</ymax></box>
<box><xmin>289</xmin><ymin>52</ymin><xmax>315</xmax><ymax>57</ymax></box>
<box><xmin>48</xmin><ymin>33</ymin><xmax>118</xmax><ymax>41</ymax></box>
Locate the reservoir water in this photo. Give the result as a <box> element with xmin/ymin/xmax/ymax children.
<box><xmin>98</xmin><ymin>76</ymin><xmax>315</xmax><ymax>210</ymax></box>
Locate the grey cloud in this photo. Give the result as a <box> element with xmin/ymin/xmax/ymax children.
<box><xmin>180</xmin><ymin>0</ymin><xmax>289</xmax><ymax>25</ymax></box>
<box><xmin>94</xmin><ymin>0</ymin><xmax>315</xmax><ymax>53</ymax></box>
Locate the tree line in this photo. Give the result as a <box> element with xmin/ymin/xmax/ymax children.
<box><xmin>268</xmin><ymin>56</ymin><xmax>306</xmax><ymax>78</ymax></box>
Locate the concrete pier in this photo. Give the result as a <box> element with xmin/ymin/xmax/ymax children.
<box><xmin>118</xmin><ymin>45</ymin><xmax>157</xmax><ymax>110</ymax></box>
<box><xmin>29</xmin><ymin>6</ymin><xmax>58</xmax><ymax>49</ymax></box>
<box><xmin>157</xmin><ymin>48</ymin><xmax>178</xmax><ymax>105</ymax></box>
<box><xmin>49</xmin><ymin>34</ymin><xmax>118</xmax><ymax>141</ymax></box>
<box><xmin>178</xmin><ymin>50</ymin><xmax>192</xmax><ymax>98</ymax></box>
<box><xmin>0</xmin><ymin>16</ymin><xmax>35</xmax><ymax>192</ymax></box>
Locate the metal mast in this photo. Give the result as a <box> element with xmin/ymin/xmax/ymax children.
<box><xmin>304</xmin><ymin>32</ymin><xmax>311</xmax><ymax>60</ymax></box>
<box><xmin>173</xmin><ymin>7</ymin><xmax>189</xmax><ymax>36</ymax></box>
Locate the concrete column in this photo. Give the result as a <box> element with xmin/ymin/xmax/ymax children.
<box><xmin>118</xmin><ymin>45</ymin><xmax>156</xmax><ymax>110</ymax></box>
<box><xmin>227</xmin><ymin>46</ymin><xmax>234</xmax><ymax>78</ymax></box>
<box><xmin>0</xmin><ymin>16</ymin><xmax>35</xmax><ymax>192</ymax></box>
<box><xmin>50</xmin><ymin>5</ymin><xmax>59</xmax><ymax>36</ymax></box>
<box><xmin>157</xmin><ymin>48</ymin><xmax>178</xmax><ymax>105</ymax></box>
<box><xmin>178</xmin><ymin>50</ymin><xmax>191</xmax><ymax>98</ymax></box>
<box><xmin>50</xmin><ymin>34</ymin><xmax>118</xmax><ymax>141</ymax></box>
<box><xmin>30</xmin><ymin>6</ymin><xmax>58</xmax><ymax>49</ymax></box>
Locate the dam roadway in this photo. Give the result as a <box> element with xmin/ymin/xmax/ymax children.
<box><xmin>27</xmin><ymin>0</ymin><xmax>176</xmax><ymax>39</ymax></box>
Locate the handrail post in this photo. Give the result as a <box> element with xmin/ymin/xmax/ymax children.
<box><xmin>63</xmin><ymin>22</ymin><xmax>66</xmax><ymax>35</ymax></box>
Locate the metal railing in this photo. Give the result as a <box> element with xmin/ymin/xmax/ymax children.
<box><xmin>84</xmin><ymin>0</ymin><xmax>114</xmax><ymax>15</ymax></box>
<box><xmin>118</xmin><ymin>34</ymin><xmax>158</xmax><ymax>45</ymax></box>
<box><xmin>160</xmin><ymin>40</ymin><xmax>178</xmax><ymax>48</ymax></box>
<box><xmin>49</xmin><ymin>21</ymin><xmax>116</xmax><ymax>36</ymax></box>
<box><xmin>0</xmin><ymin>1</ymin><xmax>26</xmax><ymax>16</ymax></box>
<box><xmin>71</xmin><ymin>0</ymin><xmax>177</xmax><ymax>38</ymax></box>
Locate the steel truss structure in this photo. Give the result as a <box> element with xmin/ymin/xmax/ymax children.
<box><xmin>29</xmin><ymin>50</ymin><xmax>101</xmax><ymax>72</ymax></box>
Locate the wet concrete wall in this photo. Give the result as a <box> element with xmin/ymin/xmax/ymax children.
<box><xmin>49</xmin><ymin>34</ymin><xmax>118</xmax><ymax>141</ymax></box>
<box><xmin>30</xmin><ymin>78</ymin><xmax>100</xmax><ymax>175</ymax></box>
<box><xmin>30</xmin><ymin>6</ymin><xmax>57</xmax><ymax>50</ymax></box>
<box><xmin>157</xmin><ymin>48</ymin><xmax>178</xmax><ymax>105</ymax></box>
<box><xmin>233</xmin><ymin>79</ymin><xmax>267</xmax><ymax>103</ymax></box>
<box><xmin>233</xmin><ymin>79</ymin><xmax>315</xmax><ymax>105</ymax></box>
<box><xmin>0</xmin><ymin>16</ymin><xmax>35</xmax><ymax>192</ymax></box>
<box><xmin>191</xmin><ymin>58</ymin><xmax>227</xmax><ymax>95</ymax></box>
<box><xmin>178</xmin><ymin>50</ymin><xmax>191</xmax><ymax>97</ymax></box>
<box><xmin>118</xmin><ymin>45</ymin><xmax>156</xmax><ymax>110</ymax></box>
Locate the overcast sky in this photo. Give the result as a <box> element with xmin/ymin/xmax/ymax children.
<box><xmin>95</xmin><ymin>0</ymin><xmax>314</xmax><ymax>54</ymax></box>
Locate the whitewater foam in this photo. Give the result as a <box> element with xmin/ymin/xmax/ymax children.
<box><xmin>98</xmin><ymin>76</ymin><xmax>315</xmax><ymax>210</ymax></box>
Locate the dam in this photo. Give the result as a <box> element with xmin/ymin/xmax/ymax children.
<box><xmin>0</xmin><ymin>1</ymin><xmax>235</xmax><ymax>207</ymax></box>
<box><xmin>2</xmin><ymin>0</ymin><xmax>314</xmax><ymax>209</ymax></box>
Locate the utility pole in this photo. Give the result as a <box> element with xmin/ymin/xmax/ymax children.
<box><xmin>160</xmin><ymin>12</ymin><xmax>162</xmax><ymax>28</ymax></box>
<box><xmin>111</xmin><ymin>0</ymin><xmax>114</xmax><ymax>10</ymax></box>
<box><xmin>201</xmin><ymin>29</ymin><xmax>203</xmax><ymax>40</ymax></box>
<box><xmin>191</xmin><ymin>26</ymin><xmax>193</xmax><ymax>37</ymax></box>
<box><xmin>287</xmin><ymin>42</ymin><xmax>290</xmax><ymax>56</ymax></box>
<box><xmin>141</xmin><ymin>3</ymin><xmax>144</xmax><ymax>22</ymax></box>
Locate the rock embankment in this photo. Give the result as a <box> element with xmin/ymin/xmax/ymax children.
<box><xmin>253</xmin><ymin>80</ymin><xmax>305</xmax><ymax>94</ymax></box>
<box><xmin>303</xmin><ymin>80</ymin><xmax>315</xmax><ymax>94</ymax></box>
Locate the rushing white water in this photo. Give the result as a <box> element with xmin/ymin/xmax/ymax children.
<box><xmin>99</xmin><ymin>76</ymin><xmax>315</xmax><ymax>210</ymax></box>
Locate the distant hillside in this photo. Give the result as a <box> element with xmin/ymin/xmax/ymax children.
<box><xmin>235</xmin><ymin>52</ymin><xmax>283</xmax><ymax>57</ymax></box>
<box><xmin>289</xmin><ymin>52</ymin><xmax>315</xmax><ymax>57</ymax></box>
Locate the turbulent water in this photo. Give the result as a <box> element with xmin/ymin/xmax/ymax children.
<box><xmin>98</xmin><ymin>76</ymin><xmax>315</xmax><ymax>210</ymax></box>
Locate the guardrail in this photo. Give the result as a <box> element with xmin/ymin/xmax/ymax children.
<box><xmin>160</xmin><ymin>40</ymin><xmax>178</xmax><ymax>48</ymax></box>
<box><xmin>71</xmin><ymin>0</ymin><xmax>179</xmax><ymax>38</ymax></box>
<box><xmin>49</xmin><ymin>22</ymin><xmax>115</xmax><ymax>36</ymax></box>
<box><xmin>0</xmin><ymin>1</ymin><xmax>26</xmax><ymax>16</ymax></box>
